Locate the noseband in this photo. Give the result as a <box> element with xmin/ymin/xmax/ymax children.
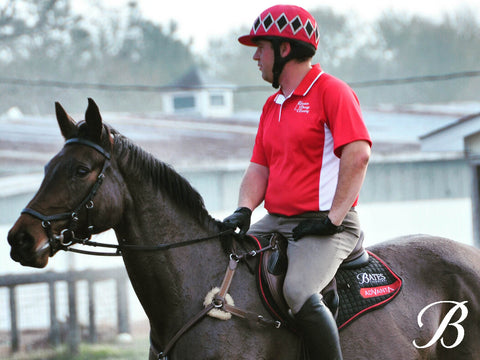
<box><xmin>21</xmin><ymin>138</ymin><xmax>111</xmax><ymax>255</ymax></box>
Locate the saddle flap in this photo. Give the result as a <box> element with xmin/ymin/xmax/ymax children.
<box><xmin>258</xmin><ymin>233</ymin><xmax>292</xmax><ymax>326</ymax></box>
<box><xmin>267</xmin><ymin>232</ymin><xmax>288</xmax><ymax>275</ymax></box>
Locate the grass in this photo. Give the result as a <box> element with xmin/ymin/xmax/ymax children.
<box><xmin>1</xmin><ymin>337</ymin><xmax>150</xmax><ymax>360</ymax></box>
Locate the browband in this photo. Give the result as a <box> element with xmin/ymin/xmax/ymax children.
<box><xmin>65</xmin><ymin>138</ymin><xmax>111</xmax><ymax>159</ymax></box>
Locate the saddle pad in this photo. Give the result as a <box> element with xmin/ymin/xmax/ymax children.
<box><xmin>336</xmin><ymin>251</ymin><xmax>402</xmax><ymax>330</ymax></box>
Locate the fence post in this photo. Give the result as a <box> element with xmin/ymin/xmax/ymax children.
<box><xmin>48</xmin><ymin>280</ymin><xmax>60</xmax><ymax>346</ymax></box>
<box><xmin>0</xmin><ymin>267</ymin><xmax>130</xmax><ymax>353</ymax></box>
<box><xmin>87</xmin><ymin>279</ymin><xmax>97</xmax><ymax>343</ymax></box>
<box><xmin>116</xmin><ymin>276</ymin><xmax>130</xmax><ymax>334</ymax></box>
<box><xmin>9</xmin><ymin>286</ymin><xmax>19</xmax><ymax>353</ymax></box>
<box><xmin>67</xmin><ymin>275</ymin><xmax>80</xmax><ymax>354</ymax></box>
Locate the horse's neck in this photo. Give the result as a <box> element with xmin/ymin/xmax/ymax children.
<box><xmin>113</xmin><ymin>173</ymin><xmax>227</xmax><ymax>337</ymax></box>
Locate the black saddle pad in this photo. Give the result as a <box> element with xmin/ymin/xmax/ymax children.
<box><xmin>336</xmin><ymin>251</ymin><xmax>402</xmax><ymax>329</ymax></box>
<box><xmin>250</xmin><ymin>234</ymin><xmax>402</xmax><ymax>330</ymax></box>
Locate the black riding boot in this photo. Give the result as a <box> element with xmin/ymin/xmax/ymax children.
<box><xmin>295</xmin><ymin>293</ymin><xmax>343</xmax><ymax>360</ymax></box>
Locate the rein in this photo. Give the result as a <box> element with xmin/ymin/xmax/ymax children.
<box><xmin>21</xmin><ymin>136</ymin><xmax>235</xmax><ymax>257</ymax></box>
<box><xmin>23</xmin><ymin>136</ymin><xmax>283</xmax><ymax>360</ymax></box>
<box><xmin>60</xmin><ymin>229</ymin><xmax>235</xmax><ymax>256</ymax></box>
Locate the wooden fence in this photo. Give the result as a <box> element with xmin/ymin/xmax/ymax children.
<box><xmin>0</xmin><ymin>267</ymin><xmax>130</xmax><ymax>355</ymax></box>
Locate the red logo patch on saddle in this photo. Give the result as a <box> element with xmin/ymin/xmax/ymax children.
<box><xmin>334</xmin><ymin>251</ymin><xmax>402</xmax><ymax>329</ymax></box>
<box><xmin>249</xmin><ymin>233</ymin><xmax>402</xmax><ymax>331</ymax></box>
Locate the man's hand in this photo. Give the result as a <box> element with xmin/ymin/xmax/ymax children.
<box><xmin>223</xmin><ymin>207</ymin><xmax>252</xmax><ymax>235</ymax></box>
<box><xmin>292</xmin><ymin>217</ymin><xmax>344</xmax><ymax>241</ymax></box>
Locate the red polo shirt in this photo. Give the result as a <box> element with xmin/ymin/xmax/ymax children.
<box><xmin>251</xmin><ymin>64</ymin><xmax>371</xmax><ymax>216</ymax></box>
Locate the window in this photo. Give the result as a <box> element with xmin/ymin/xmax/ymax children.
<box><xmin>174</xmin><ymin>95</ymin><xmax>195</xmax><ymax>110</ymax></box>
<box><xmin>210</xmin><ymin>94</ymin><xmax>225</xmax><ymax>107</ymax></box>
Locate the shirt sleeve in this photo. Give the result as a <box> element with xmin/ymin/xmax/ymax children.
<box><xmin>323</xmin><ymin>79</ymin><xmax>372</xmax><ymax>157</ymax></box>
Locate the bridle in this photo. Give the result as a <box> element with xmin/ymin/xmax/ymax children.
<box><xmin>21</xmin><ymin>136</ymin><xmax>234</xmax><ymax>256</ymax></box>
<box><xmin>20</xmin><ymin>136</ymin><xmax>283</xmax><ymax>360</ymax></box>
<box><xmin>21</xmin><ymin>137</ymin><xmax>111</xmax><ymax>256</ymax></box>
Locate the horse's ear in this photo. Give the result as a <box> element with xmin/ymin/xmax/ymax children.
<box><xmin>55</xmin><ymin>102</ymin><xmax>77</xmax><ymax>139</ymax></box>
<box><xmin>85</xmin><ymin>98</ymin><xmax>103</xmax><ymax>143</ymax></box>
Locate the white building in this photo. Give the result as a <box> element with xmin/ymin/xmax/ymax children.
<box><xmin>419</xmin><ymin>112</ymin><xmax>480</xmax><ymax>246</ymax></box>
<box><xmin>162</xmin><ymin>67</ymin><xmax>235</xmax><ymax>118</ymax></box>
<box><xmin>420</xmin><ymin>112</ymin><xmax>480</xmax><ymax>153</ymax></box>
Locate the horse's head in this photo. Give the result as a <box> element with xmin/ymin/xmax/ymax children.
<box><xmin>8</xmin><ymin>98</ymin><xmax>124</xmax><ymax>267</ymax></box>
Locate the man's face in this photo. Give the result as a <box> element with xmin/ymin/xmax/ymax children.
<box><xmin>253</xmin><ymin>40</ymin><xmax>275</xmax><ymax>84</ymax></box>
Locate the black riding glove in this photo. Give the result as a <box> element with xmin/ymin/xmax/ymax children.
<box><xmin>223</xmin><ymin>207</ymin><xmax>252</xmax><ymax>235</ymax></box>
<box><xmin>292</xmin><ymin>217</ymin><xmax>344</xmax><ymax>241</ymax></box>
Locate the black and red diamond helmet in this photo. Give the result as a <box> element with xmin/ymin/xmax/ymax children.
<box><xmin>238</xmin><ymin>5</ymin><xmax>320</xmax><ymax>50</ymax></box>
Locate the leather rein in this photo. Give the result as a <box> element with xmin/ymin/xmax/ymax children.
<box><xmin>22</xmin><ymin>137</ymin><xmax>283</xmax><ymax>360</ymax></box>
<box><xmin>20</xmin><ymin>137</ymin><xmax>233</xmax><ymax>256</ymax></box>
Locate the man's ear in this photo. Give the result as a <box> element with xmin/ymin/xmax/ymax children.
<box><xmin>280</xmin><ymin>41</ymin><xmax>292</xmax><ymax>58</ymax></box>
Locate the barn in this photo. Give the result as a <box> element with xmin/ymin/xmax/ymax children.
<box><xmin>417</xmin><ymin>111</ymin><xmax>480</xmax><ymax>246</ymax></box>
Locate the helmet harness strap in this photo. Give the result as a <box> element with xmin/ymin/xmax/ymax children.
<box><xmin>271</xmin><ymin>38</ymin><xmax>294</xmax><ymax>89</ymax></box>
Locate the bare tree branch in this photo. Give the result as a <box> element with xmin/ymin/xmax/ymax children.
<box><xmin>0</xmin><ymin>0</ymin><xmax>69</xmax><ymax>41</ymax></box>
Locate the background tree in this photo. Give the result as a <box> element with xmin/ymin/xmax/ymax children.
<box><xmin>206</xmin><ymin>7</ymin><xmax>480</xmax><ymax>109</ymax></box>
<box><xmin>372</xmin><ymin>10</ymin><xmax>480</xmax><ymax>104</ymax></box>
<box><xmin>0</xmin><ymin>0</ymin><xmax>196</xmax><ymax>113</ymax></box>
<box><xmin>0</xmin><ymin>2</ymin><xmax>479</xmax><ymax>114</ymax></box>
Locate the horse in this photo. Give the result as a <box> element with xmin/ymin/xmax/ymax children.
<box><xmin>7</xmin><ymin>98</ymin><xmax>480</xmax><ymax>360</ymax></box>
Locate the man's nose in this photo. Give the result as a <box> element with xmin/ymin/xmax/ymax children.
<box><xmin>253</xmin><ymin>48</ymin><xmax>260</xmax><ymax>60</ymax></box>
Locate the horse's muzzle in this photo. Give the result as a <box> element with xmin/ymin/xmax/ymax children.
<box><xmin>7</xmin><ymin>225</ymin><xmax>51</xmax><ymax>268</ymax></box>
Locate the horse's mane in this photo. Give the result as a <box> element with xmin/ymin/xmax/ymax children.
<box><xmin>109</xmin><ymin>127</ymin><xmax>223</xmax><ymax>231</ymax></box>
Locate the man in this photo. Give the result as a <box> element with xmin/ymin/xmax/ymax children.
<box><xmin>224</xmin><ymin>5</ymin><xmax>371</xmax><ymax>360</ymax></box>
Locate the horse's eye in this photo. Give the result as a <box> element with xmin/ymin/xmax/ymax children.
<box><xmin>75</xmin><ymin>166</ymin><xmax>91</xmax><ymax>177</ymax></box>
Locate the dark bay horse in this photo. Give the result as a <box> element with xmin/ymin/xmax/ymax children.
<box><xmin>7</xmin><ymin>99</ymin><xmax>480</xmax><ymax>359</ymax></box>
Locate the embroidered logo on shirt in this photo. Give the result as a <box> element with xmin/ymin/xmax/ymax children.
<box><xmin>294</xmin><ymin>101</ymin><xmax>310</xmax><ymax>113</ymax></box>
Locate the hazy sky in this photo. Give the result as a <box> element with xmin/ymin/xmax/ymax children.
<box><xmin>74</xmin><ymin>0</ymin><xmax>480</xmax><ymax>52</ymax></box>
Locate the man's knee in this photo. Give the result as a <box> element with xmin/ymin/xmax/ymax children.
<box><xmin>283</xmin><ymin>279</ymin><xmax>313</xmax><ymax>314</ymax></box>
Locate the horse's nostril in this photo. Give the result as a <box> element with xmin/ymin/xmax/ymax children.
<box><xmin>8</xmin><ymin>230</ymin><xmax>36</xmax><ymax>263</ymax></box>
<box><xmin>8</xmin><ymin>231</ymin><xmax>34</xmax><ymax>249</ymax></box>
<box><xmin>8</xmin><ymin>228</ymin><xmax>49</xmax><ymax>267</ymax></box>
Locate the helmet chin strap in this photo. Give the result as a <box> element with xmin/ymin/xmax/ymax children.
<box><xmin>271</xmin><ymin>39</ymin><xmax>293</xmax><ymax>89</ymax></box>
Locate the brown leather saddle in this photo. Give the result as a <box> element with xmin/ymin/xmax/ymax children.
<box><xmin>256</xmin><ymin>232</ymin><xmax>369</xmax><ymax>329</ymax></box>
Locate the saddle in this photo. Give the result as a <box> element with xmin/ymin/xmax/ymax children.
<box><xmin>254</xmin><ymin>232</ymin><xmax>402</xmax><ymax>330</ymax></box>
